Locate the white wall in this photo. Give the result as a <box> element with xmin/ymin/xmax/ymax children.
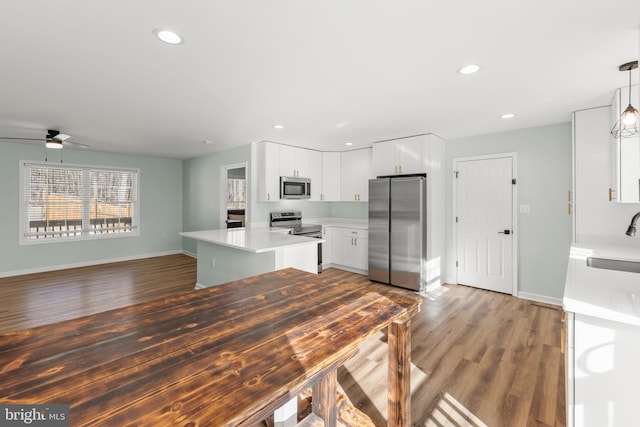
<box><xmin>445</xmin><ymin>123</ymin><xmax>573</xmax><ymax>302</ymax></box>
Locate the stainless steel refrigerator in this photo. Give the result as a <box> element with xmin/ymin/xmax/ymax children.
<box><xmin>368</xmin><ymin>175</ymin><xmax>427</xmax><ymax>291</ymax></box>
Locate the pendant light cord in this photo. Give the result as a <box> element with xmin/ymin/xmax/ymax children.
<box><xmin>628</xmin><ymin>67</ymin><xmax>632</xmax><ymax>106</ymax></box>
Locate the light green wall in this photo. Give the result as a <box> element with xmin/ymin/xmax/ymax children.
<box><xmin>182</xmin><ymin>144</ymin><xmax>252</xmax><ymax>254</ymax></box>
<box><xmin>445</xmin><ymin>123</ymin><xmax>573</xmax><ymax>300</ymax></box>
<box><xmin>0</xmin><ymin>141</ymin><xmax>183</xmax><ymax>275</ymax></box>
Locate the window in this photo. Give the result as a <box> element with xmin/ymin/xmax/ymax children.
<box><xmin>226</xmin><ymin>178</ymin><xmax>246</xmax><ymax>210</ymax></box>
<box><xmin>20</xmin><ymin>161</ymin><xmax>139</xmax><ymax>243</ymax></box>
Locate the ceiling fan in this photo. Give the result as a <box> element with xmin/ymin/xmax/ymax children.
<box><xmin>0</xmin><ymin>129</ymin><xmax>89</xmax><ymax>149</ymax></box>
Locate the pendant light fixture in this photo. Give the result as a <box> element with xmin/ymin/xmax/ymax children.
<box><xmin>611</xmin><ymin>60</ymin><xmax>639</xmax><ymax>139</ymax></box>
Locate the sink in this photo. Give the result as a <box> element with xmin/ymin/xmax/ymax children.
<box><xmin>586</xmin><ymin>257</ymin><xmax>640</xmax><ymax>273</ymax></box>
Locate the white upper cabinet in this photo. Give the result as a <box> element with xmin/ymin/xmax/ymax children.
<box><xmin>372</xmin><ymin>135</ymin><xmax>433</xmax><ymax>176</ymax></box>
<box><xmin>257</xmin><ymin>141</ymin><xmax>280</xmax><ymax>202</ymax></box>
<box><xmin>341</xmin><ymin>148</ymin><xmax>372</xmax><ymax>202</ymax></box>
<box><xmin>307</xmin><ymin>149</ymin><xmax>322</xmax><ymax>201</ymax></box>
<box><xmin>610</xmin><ymin>85</ymin><xmax>640</xmax><ymax>203</ymax></box>
<box><xmin>279</xmin><ymin>145</ymin><xmax>314</xmax><ymax>179</ymax></box>
<box><xmin>321</xmin><ymin>152</ymin><xmax>341</xmax><ymax>201</ymax></box>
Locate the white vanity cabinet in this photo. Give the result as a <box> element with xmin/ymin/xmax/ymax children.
<box><xmin>340</xmin><ymin>148</ymin><xmax>372</xmax><ymax>202</ymax></box>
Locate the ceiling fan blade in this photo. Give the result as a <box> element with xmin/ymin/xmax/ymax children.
<box><xmin>0</xmin><ymin>136</ymin><xmax>44</xmax><ymax>142</ymax></box>
<box><xmin>63</xmin><ymin>140</ymin><xmax>90</xmax><ymax>149</ymax></box>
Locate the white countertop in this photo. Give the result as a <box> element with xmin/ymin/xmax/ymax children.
<box><xmin>305</xmin><ymin>217</ymin><xmax>369</xmax><ymax>230</ymax></box>
<box><xmin>180</xmin><ymin>228</ymin><xmax>323</xmax><ymax>254</ymax></box>
<box><xmin>563</xmin><ymin>242</ymin><xmax>640</xmax><ymax>326</ymax></box>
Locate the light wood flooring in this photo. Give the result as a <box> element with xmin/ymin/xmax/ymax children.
<box><xmin>0</xmin><ymin>256</ymin><xmax>565</xmax><ymax>427</ymax></box>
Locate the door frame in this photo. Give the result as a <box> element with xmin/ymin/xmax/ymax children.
<box><xmin>219</xmin><ymin>162</ymin><xmax>249</xmax><ymax>229</ymax></box>
<box><xmin>452</xmin><ymin>153</ymin><xmax>518</xmax><ymax>295</ymax></box>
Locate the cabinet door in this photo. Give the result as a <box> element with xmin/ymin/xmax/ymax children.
<box><xmin>340</xmin><ymin>151</ymin><xmax>359</xmax><ymax>201</ymax></box>
<box><xmin>612</xmin><ymin>85</ymin><xmax>640</xmax><ymax>203</ymax></box>
<box><xmin>372</xmin><ymin>141</ymin><xmax>397</xmax><ymax>176</ymax></box>
<box><xmin>354</xmin><ymin>236</ymin><xmax>369</xmax><ymax>270</ymax></box>
<box><xmin>257</xmin><ymin>142</ymin><xmax>280</xmax><ymax>202</ymax></box>
<box><xmin>321</xmin><ymin>152</ymin><xmax>341</xmax><ymax>201</ymax></box>
<box><xmin>294</xmin><ymin>147</ymin><xmax>310</xmax><ymax>178</ymax></box>
<box><xmin>397</xmin><ymin>136</ymin><xmax>425</xmax><ymax>174</ymax></box>
<box><xmin>279</xmin><ymin>144</ymin><xmax>296</xmax><ymax>177</ymax></box>
<box><xmin>321</xmin><ymin>226</ymin><xmax>333</xmax><ymax>265</ymax></box>
<box><xmin>356</xmin><ymin>148</ymin><xmax>372</xmax><ymax>202</ymax></box>
<box><xmin>331</xmin><ymin>227</ymin><xmax>343</xmax><ymax>265</ymax></box>
<box><xmin>341</xmin><ymin>229</ymin><xmax>367</xmax><ymax>270</ymax></box>
<box><xmin>307</xmin><ymin>150</ymin><xmax>322</xmax><ymax>201</ymax></box>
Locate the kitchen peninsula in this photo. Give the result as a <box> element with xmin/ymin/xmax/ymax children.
<box><xmin>180</xmin><ymin>227</ymin><xmax>323</xmax><ymax>288</ymax></box>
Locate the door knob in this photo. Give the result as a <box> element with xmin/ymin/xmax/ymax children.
<box><xmin>498</xmin><ymin>230</ymin><xmax>511</xmax><ymax>235</ymax></box>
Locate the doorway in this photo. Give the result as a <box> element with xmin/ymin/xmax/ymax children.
<box><xmin>219</xmin><ymin>162</ymin><xmax>248</xmax><ymax>229</ymax></box>
<box><xmin>453</xmin><ymin>154</ymin><xmax>517</xmax><ymax>294</ymax></box>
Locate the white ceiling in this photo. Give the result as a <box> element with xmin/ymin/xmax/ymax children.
<box><xmin>1</xmin><ymin>1</ymin><xmax>639</xmax><ymax>159</ymax></box>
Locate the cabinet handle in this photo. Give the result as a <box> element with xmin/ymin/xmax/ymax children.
<box><xmin>354</xmin><ymin>238</ymin><xmax>357</xmax><ymax>246</ymax></box>
<box><xmin>568</xmin><ymin>203</ymin><xmax>572</xmax><ymax>215</ymax></box>
<box><xmin>395</xmin><ymin>165</ymin><xmax>398</xmax><ymax>174</ymax></box>
<box><xmin>608</xmin><ymin>188</ymin><xmax>615</xmax><ymax>201</ymax></box>
<box><xmin>399</xmin><ymin>165</ymin><xmax>403</xmax><ymax>174</ymax></box>
<box><xmin>267</xmin><ymin>192</ymin><xmax>270</xmax><ymax>201</ymax></box>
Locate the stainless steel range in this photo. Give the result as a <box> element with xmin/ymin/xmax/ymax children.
<box><xmin>270</xmin><ymin>211</ymin><xmax>323</xmax><ymax>272</ymax></box>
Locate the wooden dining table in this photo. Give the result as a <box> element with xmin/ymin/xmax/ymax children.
<box><xmin>0</xmin><ymin>268</ymin><xmax>422</xmax><ymax>426</ymax></box>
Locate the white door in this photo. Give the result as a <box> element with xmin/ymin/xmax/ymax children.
<box><xmin>455</xmin><ymin>156</ymin><xmax>514</xmax><ymax>294</ymax></box>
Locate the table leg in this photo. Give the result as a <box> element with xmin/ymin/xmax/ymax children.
<box><xmin>388</xmin><ymin>319</ymin><xmax>411</xmax><ymax>427</ymax></box>
<box><xmin>312</xmin><ymin>369</ymin><xmax>338</xmax><ymax>427</ymax></box>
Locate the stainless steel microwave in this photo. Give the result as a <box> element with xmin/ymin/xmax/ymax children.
<box><xmin>280</xmin><ymin>176</ymin><xmax>311</xmax><ymax>199</ymax></box>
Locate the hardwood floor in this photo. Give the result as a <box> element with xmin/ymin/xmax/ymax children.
<box><xmin>0</xmin><ymin>258</ymin><xmax>565</xmax><ymax>427</ymax></box>
<box><xmin>0</xmin><ymin>254</ymin><xmax>196</xmax><ymax>335</ymax></box>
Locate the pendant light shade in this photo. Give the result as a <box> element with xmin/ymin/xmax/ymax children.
<box><xmin>611</xmin><ymin>61</ymin><xmax>639</xmax><ymax>139</ymax></box>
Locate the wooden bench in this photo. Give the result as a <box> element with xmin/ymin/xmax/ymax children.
<box><xmin>0</xmin><ymin>268</ymin><xmax>421</xmax><ymax>426</ymax></box>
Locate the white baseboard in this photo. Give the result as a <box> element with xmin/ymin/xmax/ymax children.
<box><xmin>0</xmin><ymin>250</ymin><xmax>185</xmax><ymax>279</ymax></box>
<box><xmin>194</xmin><ymin>282</ymin><xmax>205</xmax><ymax>290</ymax></box>
<box><xmin>182</xmin><ymin>249</ymin><xmax>197</xmax><ymax>259</ymax></box>
<box><xmin>517</xmin><ymin>291</ymin><xmax>563</xmax><ymax>307</ymax></box>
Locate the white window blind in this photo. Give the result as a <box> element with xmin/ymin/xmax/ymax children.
<box><xmin>22</xmin><ymin>162</ymin><xmax>138</xmax><ymax>242</ymax></box>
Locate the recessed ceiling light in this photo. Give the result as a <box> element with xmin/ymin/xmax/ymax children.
<box><xmin>153</xmin><ymin>29</ymin><xmax>183</xmax><ymax>45</ymax></box>
<box><xmin>202</xmin><ymin>140</ymin><xmax>213</xmax><ymax>145</ymax></box>
<box><xmin>501</xmin><ymin>113</ymin><xmax>516</xmax><ymax>119</ymax></box>
<box><xmin>458</xmin><ymin>64</ymin><xmax>480</xmax><ymax>75</ymax></box>
<box><xmin>345</xmin><ymin>142</ymin><xmax>353</xmax><ymax>146</ymax></box>
<box><xmin>336</xmin><ymin>121</ymin><xmax>350</xmax><ymax>128</ymax></box>
<box><xmin>273</xmin><ymin>124</ymin><xmax>285</xmax><ymax>129</ymax></box>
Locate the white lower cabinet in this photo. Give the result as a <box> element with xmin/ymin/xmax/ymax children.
<box><xmin>566</xmin><ymin>311</ymin><xmax>640</xmax><ymax>426</ymax></box>
<box><xmin>328</xmin><ymin>227</ymin><xmax>368</xmax><ymax>272</ymax></box>
<box><xmin>321</xmin><ymin>226</ymin><xmax>333</xmax><ymax>266</ymax></box>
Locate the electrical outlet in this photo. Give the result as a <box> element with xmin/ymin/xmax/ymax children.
<box><xmin>519</xmin><ymin>204</ymin><xmax>531</xmax><ymax>214</ymax></box>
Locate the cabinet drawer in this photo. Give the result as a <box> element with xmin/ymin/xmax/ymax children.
<box><xmin>342</xmin><ymin>229</ymin><xmax>366</xmax><ymax>238</ymax></box>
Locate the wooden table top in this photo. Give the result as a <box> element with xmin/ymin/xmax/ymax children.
<box><xmin>0</xmin><ymin>268</ymin><xmax>421</xmax><ymax>426</ymax></box>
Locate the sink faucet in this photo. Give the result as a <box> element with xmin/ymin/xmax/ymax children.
<box><xmin>625</xmin><ymin>211</ymin><xmax>640</xmax><ymax>237</ymax></box>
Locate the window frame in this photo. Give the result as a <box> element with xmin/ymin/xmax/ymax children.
<box><xmin>19</xmin><ymin>160</ymin><xmax>140</xmax><ymax>245</ymax></box>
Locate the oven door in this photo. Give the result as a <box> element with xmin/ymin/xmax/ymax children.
<box><xmin>280</xmin><ymin>177</ymin><xmax>311</xmax><ymax>199</ymax></box>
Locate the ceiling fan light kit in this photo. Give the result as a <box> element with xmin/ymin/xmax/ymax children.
<box><xmin>611</xmin><ymin>60</ymin><xmax>640</xmax><ymax>139</ymax></box>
